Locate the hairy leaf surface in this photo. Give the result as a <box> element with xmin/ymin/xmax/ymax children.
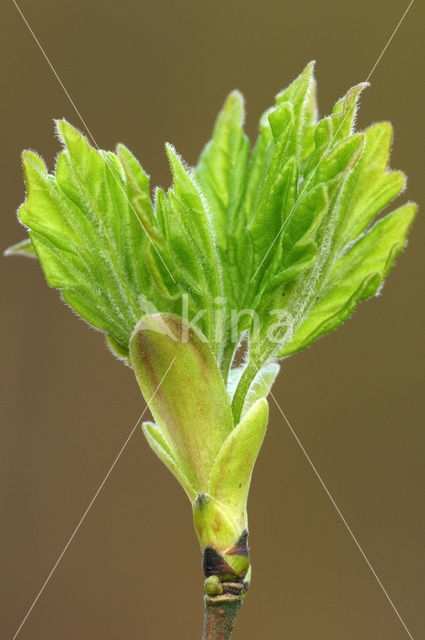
<box><xmin>9</xmin><ymin>63</ymin><xmax>416</xmax><ymax>378</ymax></box>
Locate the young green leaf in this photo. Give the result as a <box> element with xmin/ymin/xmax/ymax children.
<box><xmin>4</xmin><ymin>237</ymin><xmax>36</xmax><ymax>257</ymax></box>
<box><xmin>275</xmin><ymin>60</ymin><xmax>317</xmax><ymax>163</ymax></box>
<box><xmin>338</xmin><ymin>122</ymin><xmax>405</xmax><ymax>246</ymax></box>
<box><xmin>195</xmin><ymin>91</ymin><xmax>250</xmax><ymax>252</ymax></box>
<box><xmin>16</xmin><ymin>125</ymin><xmax>151</xmax><ymax>352</ymax></box>
<box><xmin>279</xmin><ymin>203</ymin><xmax>417</xmax><ymax>356</ymax></box>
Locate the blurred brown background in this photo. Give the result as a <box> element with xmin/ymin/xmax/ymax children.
<box><xmin>1</xmin><ymin>1</ymin><xmax>424</xmax><ymax>638</ymax></box>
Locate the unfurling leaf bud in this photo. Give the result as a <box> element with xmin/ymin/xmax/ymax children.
<box><xmin>130</xmin><ymin>314</ymin><xmax>270</xmax><ymax>583</ymax></box>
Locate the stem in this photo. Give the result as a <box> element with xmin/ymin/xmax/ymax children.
<box><xmin>202</xmin><ymin>584</ymin><xmax>244</xmax><ymax>640</ymax></box>
<box><xmin>220</xmin><ymin>341</ymin><xmax>237</xmax><ymax>385</ymax></box>
<box><xmin>231</xmin><ymin>359</ymin><xmax>258</xmax><ymax>424</ymax></box>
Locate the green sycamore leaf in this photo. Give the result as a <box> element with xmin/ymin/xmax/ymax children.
<box><xmin>330</xmin><ymin>83</ymin><xmax>368</xmax><ymax>145</ymax></box>
<box><xmin>279</xmin><ymin>203</ymin><xmax>416</xmax><ymax>356</ymax></box>
<box><xmin>4</xmin><ymin>237</ymin><xmax>36</xmax><ymax>257</ymax></box>
<box><xmin>195</xmin><ymin>91</ymin><xmax>252</xmax><ymax>313</ymax></box>
<box><xmin>275</xmin><ymin>60</ymin><xmax>317</xmax><ymax>163</ymax></box>
<box><xmin>247</xmin><ymin>104</ymin><xmax>294</xmax><ymax>259</ymax></box>
<box><xmin>338</xmin><ymin>122</ymin><xmax>406</xmax><ymax>245</ymax></box>
<box><xmin>195</xmin><ymin>90</ymin><xmax>250</xmax><ymax>253</ymax></box>
<box><xmin>16</xmin><ymin>125</ymin><xmax>152</xmax><ymax>353</ymax></box>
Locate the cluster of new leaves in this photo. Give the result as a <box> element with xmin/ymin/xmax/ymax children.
<box><xmin>9</xmin><ymin>62</ymin><xmax>416</xmax><ymax>379</ymax></box>
<box><xmin>10</xmin><ymin>124</ymin><xmax>223</xmax><ymax>362</ymax></box>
